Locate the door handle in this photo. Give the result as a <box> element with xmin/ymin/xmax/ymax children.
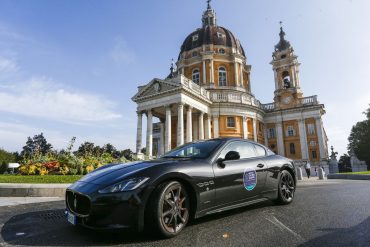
<box><xmin>257</xmin><ymin>164</ymin><xmax>265</xmax><ymax>168</ymax></box>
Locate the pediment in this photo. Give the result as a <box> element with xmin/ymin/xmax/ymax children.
<box><xmin>132</xmin><ymin>78</ymin><xmax>180</xmax><ymax>101</ymax></box>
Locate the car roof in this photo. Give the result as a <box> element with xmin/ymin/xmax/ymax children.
<box><xmin>196</xmin><ymin>137</ymin><xmax>266</xmax><ymax>147</ymax></box>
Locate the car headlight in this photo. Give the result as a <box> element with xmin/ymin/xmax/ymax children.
<box><xmin>98</xmin><ymin>177</ymin><xmax>149</xmax><ymax>194</ymax></box>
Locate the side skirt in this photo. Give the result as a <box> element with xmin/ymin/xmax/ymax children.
<box><xmin>200</xmin><ymin>197</ymin><xmax>270</xmax><ymax>217</ymax></box>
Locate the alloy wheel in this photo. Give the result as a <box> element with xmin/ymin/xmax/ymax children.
<box><xmin>280</xmin><ymin>172</ymin><xmax>295</xmax><ymax>201</ymax></box>
<box><xmin>160</xmin><ymin>183</ymin><xmax>189</xmax><ymax>234</ymax></box>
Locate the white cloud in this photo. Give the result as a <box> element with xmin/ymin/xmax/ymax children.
<box><xmin>0</xmin><ymin>56</ymin><xmax>18</xmax><ymax>73</ymax></box>
<box><xmin>0</xmin><ymin>121</ymin><xmax>135</xmax><ymax>152</ymax></box>
<box><xmin>0</xmin><ymin>77</ymin><xmax>122</xmax><ymax>124</ymax></box>
<box><xmin>0</xmin><ymin>121</ymin><xmax>65</xmax><ymax>152</ymax></box>
<box><xmin>109</xmin><ymin>37</ymin><xmax>136</xmax><ymax>64</ymax></box>
<box><xmin>0</xmin><ymin>24</ymin><xmax>24</xmax><ymax>41</ymax></box>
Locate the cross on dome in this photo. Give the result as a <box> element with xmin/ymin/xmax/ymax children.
<box><xmin>207</xmin><ymin>0</ymin><xmax>212</xmax><ymax>10</ymax></box>
<box><xmin>202</xmin><ymin>0</ymin><xmax>217</xmax><ymax>27</ymax></box>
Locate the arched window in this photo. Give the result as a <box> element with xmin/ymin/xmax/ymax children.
<box><xmin>218</xmin><ymin>67</ymin><xmax>227</xmax><ymax>86</ymax></box>
<box><xmin>282</xmin><ymin>71</ymin><xmax>291</xmax><ymax>88</ymax></box>
<box><xmin>219</xmin><ymin>48</ymin><xmax>225</xmax><ymax>54</ymax></box>
<box><xmin>290</xmin><ymin>143</ymin><xmax>296</xmax><ymax>155</ymax></box>
<box><xmin>192</xmin><ymin>69</ymin><xmax>200</xmax><ymax>84</ymax></box>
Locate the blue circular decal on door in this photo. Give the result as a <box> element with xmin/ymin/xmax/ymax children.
<box><xmin>243</xmin><ymin>169</ymin><xmax>257</xmax><ymax>191</ymax></box>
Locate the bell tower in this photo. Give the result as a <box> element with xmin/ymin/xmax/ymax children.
<box><xmin>271</xmin><ymin>24</ymin><xmax>303</xmax><ymax>109</ymax></box>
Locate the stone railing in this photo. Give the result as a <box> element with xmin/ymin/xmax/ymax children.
<box><xmin>211</xmin><ymin>92</ymin><xmax>261</xmax><ymax>107</ymax></box>
<box><xmin>261</xmin><ymin>102</ymin><xmax>276</xmax><ymax>112</ymax></box>
<box><xmin>301</xmin><ymin>95</ymin><xmax>318</xmax><ymax>105</ymax></box>
<box><xmin>179</xmin><ymin>75</ymin><xmax>210</xmax><ymax>100</ymax></box>
<box><xmin>262</xmin><ymin>95</ymin><xmax>319</xmax><ymax>112</ymax></box>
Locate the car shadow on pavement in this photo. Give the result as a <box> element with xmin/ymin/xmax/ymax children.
<box><xmin>1</xmin><ymin>201</ymin><xmax>275</xmax><ymax>246</ymax></box>
<box><xmin>299</xmin><ymin>216</ymin><xmax>370</xmax><ymax>247</ymax></box>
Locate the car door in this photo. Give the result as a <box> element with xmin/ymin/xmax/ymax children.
<box><xmin>212</xmin><ymin>141</ymin><xmax>268</xmax><ymax>206</ymax></box>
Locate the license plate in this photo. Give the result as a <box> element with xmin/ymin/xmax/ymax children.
<box><xmin>67</xmin><ymin>211</ymin><xmax>76</xmax><ymax>225</ymax></box>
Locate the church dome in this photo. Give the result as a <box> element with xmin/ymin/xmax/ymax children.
<box><xmin>179</xmin><ymin>26</ymin><xmax>246</xmax><ymax>57</ymax></box>
<box><xmin>178</xmin><ymin>1</ymin><xmax>245</xmax><ymax>58</ymax></box>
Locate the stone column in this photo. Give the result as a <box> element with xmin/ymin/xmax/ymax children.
<box><xmin>213</xmin><ymin>115</ymin><xmax>219</xmax><ymax>138</ymax></box>
<box><xmin>186</xmin><ymin>106</ymin><xmax>193</xmax><ymax>143</ymax></box>
<box><xmin>198</xmin><ymin>112</ymin><xmax>204</xmax><ymax>140</ymax></box>
<box><xmin>274</xmin><ymin>70</ymin><xmax>278</xmax><ymax>90</ymax></box>
<box><xmin>159</xmin><ymin>122</ymin><xmax>165</xmax><ymax>156</ymax></box>
<box><xmin>177</xmin><ymin>103</ymin><xmax>184</xmax><ymax>146</ymax></box>
<box><xmin>210</xmin><ymin>59</ymin><xmax>214</xmax><ymax>85</ymax></box>
<box><xmin>205</xmin><ymin>115</ymin><xmax>211</xmax><ymax>139</ymax></box>
<box><xmin>136</xmin><ymin>111</ymin><xmax>143</xmax><ymax>154</ymax></box>
<box><xmin>298</xmin><ymin>119</ymin><xmax>309</xmax><ymax>160</ymax></box>
<box><xmin>202</xmin><ymin>60</ymin><xmax>207</xmax><ymax>84</ymax></box>
<box><xmin>240</xmin><ymin>63</ymin><xmax>244</xmax><ymax>86</ymax></box>
<box><xmin>264</xmin><ymin>125</ymin><xmax>268</xmax><ymax>147</ymax></box>
<box><xmin>315</xmin><ymin>117</ymin><xmax>326</xmax><ymax>160</ymax></box>
<box><xmin>293</xmin><ymin>66</ymin><xmax>300</xmax><ymax>87</ymax></box>
<box><xmin>165</xmin><ymin>105</ymin><xmax>172</xmax><ymax>152</ymax></box>
<box><xmin>146</xmin><ymin>109</ymin><xmax>153</xmax><ymax>157</ymax></box>
<box><xmin>242</xmin><ymin>116</ymin><xmax>248</xmax><ymax>139</ymax></box>
<box><xmin>234</xmin><ymin>61</ymin><xmax>239</xmax><ymax>86</ymax></box>
<box><xmin>192</xmin><ymin>115</ymin><xmax>198</xmax><ymax>141</ymax></box>
<box><xmin>253</xmin><ymin>118</ymin><xmax>258</xmax><ymax>142</ymax></box>
<box><xmin>276</xmin><ymin>122</ymin><xmax>285</xmax><ymax>156</ymax></box>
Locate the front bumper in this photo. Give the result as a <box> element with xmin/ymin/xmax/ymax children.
<box><xmin>65</xmin><ymin>181</ymin><xmax>146</xmax><ymax>231</ymax></box>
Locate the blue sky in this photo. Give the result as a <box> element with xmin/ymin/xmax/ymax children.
<box><xmin>0</xmin><ymin>0</ymin><xmax>369</xmax><ymax>156</ymax></box>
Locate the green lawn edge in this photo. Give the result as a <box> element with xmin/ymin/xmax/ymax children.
<box><xmin>339</xmin><ymin>171</ymin><xmax>370</xmax><ymax>175</ymax></box>
<box><xmin>0</xmin><ymin>175</ymin><xmax>83</xmax><ymax>183</ymax></box>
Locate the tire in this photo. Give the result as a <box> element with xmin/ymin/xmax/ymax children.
<box><xmin>276</xmin><ymin>170</ymin><xmax>295</xmax><ymax>205</ymax></box>
<box><xmin>148</xmin><ymin>181</ymin><xmax>190</xmax><ymax>238</ymax></box>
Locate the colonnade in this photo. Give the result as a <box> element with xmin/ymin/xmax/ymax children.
<box><xmin>136</xmin><ymin>103</ymin><xmax>215</xmax><ymax>157</ymax></box>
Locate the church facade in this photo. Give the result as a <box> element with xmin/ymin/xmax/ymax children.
<box><xmin>132</xmin><ymin>3</ymin><xmax>328</xmax><ymax>164</ymax></box>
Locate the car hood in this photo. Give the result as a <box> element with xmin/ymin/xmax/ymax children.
<box><xmin>77</xmin><ymin>159</ymin><xmax>174</xmax><ymax>186</ymax></box>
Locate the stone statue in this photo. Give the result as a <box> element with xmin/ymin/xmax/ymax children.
<box><xmin>328</xmin><ymin>146</ymin><xmax>339</xmax><ymax>174</ymax></box>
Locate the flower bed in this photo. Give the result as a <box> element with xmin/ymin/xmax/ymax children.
<box><xmin>18</xmin><ymin>152</ymin><xmax>129</xmax><ymax>176</ymax></box>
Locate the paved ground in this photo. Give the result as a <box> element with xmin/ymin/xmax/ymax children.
<box><xmin>0</xmin><ymin>197</ymin><xmax>63</xmax><ymax>207</ymax></box>
<box><xmin>1</xmin><ymin>179</ymin><xmax>370</xmax><ymax>247</ymax></box>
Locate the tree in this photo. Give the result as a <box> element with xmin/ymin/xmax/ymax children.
<box><xmin>75</xmin><ymin>142</ymin><xmax>96</xmax><ymax>157</ymax></box>
<box><xmin>348</xmin><ymin>105</ymin><xmax>370</xmax><ymax>169</ymax></box>
<box><xmin>21</xmin><ymin>133</ymin><xmax>53</xmax><ymax>157</ymax></box>
<box><xmin>0</xmin><ymin>149</ymin><xmax>16</xmax><ymax>173</ymax></box>
<box><xmin>121</xmin><ymin>149</ymin><xmax>134</xmax><ymax>160</ymax></box>
<box><xmin>338</xmin><ymin>154</ymin><xmax>351</xmax><ymax>173</ymax></box>
<box><xmin>103</xmin><ymin>143</ymin><xmax>120</xmax><ymax>158</ymax></box>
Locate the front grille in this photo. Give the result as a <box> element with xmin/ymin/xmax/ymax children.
<box><xmin>66</xmin><ymin>190</ymin><xmax>91</xmax><ymax>216</ymax></box>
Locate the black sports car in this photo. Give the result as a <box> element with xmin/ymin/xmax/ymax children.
<box><xmin>66</xmin><ymin>138</ymin><xmax>296</xmax><ymax>237</ymax></box>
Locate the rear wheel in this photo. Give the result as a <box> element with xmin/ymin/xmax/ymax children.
<box><xmin>276</xmin><ymin>170</ymin><xmax>295</xmax><ymax>204</ymax></box>
<box><xmin>149</xmin><ymin>181</ymin><xmax>190</xmax><ymax>238</ymax></box>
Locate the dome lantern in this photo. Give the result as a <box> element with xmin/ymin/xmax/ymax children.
<box><xmin>202</xmin><ymin>0</ymin><xmax>217</xmax><ymax>27</ymax></box>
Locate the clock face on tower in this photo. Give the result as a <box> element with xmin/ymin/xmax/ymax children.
<box><xmin>282</xmin><ymin>95</ymin><xmax>293</xmax><ymax>105</ymax></box>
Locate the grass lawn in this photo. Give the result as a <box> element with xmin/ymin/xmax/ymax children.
<box><xmin>341</xmin><ymin>171</ymin><xmax>370</xmax><ymax>175</ymax></box>
<box><xmin>0</xmin><ymin>175</ymin><xmax>83</xmax><ymax>183</ymax></box>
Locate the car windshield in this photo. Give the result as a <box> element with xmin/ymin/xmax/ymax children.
<box><xmin>162</xmin><ymin>140</ymin><xmax>222</xmax><ymax>159</ymax></box>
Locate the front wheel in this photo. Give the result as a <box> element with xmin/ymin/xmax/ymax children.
<box><xmin>149</xmin><ymin>181</ymin><xmax>190</xmax><ymax>238</ymax></box>
<box><xmin>276</xmin><ymin>170</ymin><xmax>295</xmax><ymax>204</ymax></box>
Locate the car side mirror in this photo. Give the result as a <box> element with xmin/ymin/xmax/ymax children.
<box><xmin>216</xmin><ymin>158</ymin><xmax>226</xmax><ymax>168</ymax></box>
<box><xmin>225</xmin><ymin>151</ymin><xmax>240</xmax><ymax>161</ymax></box>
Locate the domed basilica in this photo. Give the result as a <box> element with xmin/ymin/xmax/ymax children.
<box><xmin>132</xmin><ymin>1</ymin><xmax>328</xmax><ymax>164</ymax></box>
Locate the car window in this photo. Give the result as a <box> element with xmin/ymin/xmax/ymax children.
<box><xmin>163</xmin><ymin>140</ymin><xmax>222</xmax><ymax>158</ymax></box>
<box><xmin>266</xmin><ymin>148</ymin><xmax>275</xmax><ymax>156</ymax></box>
<box><xmin>254</xmin><ymin>144</ymin><xmax>266</xmax><ymax>157</ymax></box>
<box><xmin>218</xmin><ymin>141</ymin><xmax>256</xmax><ymax>160</ymax></box>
